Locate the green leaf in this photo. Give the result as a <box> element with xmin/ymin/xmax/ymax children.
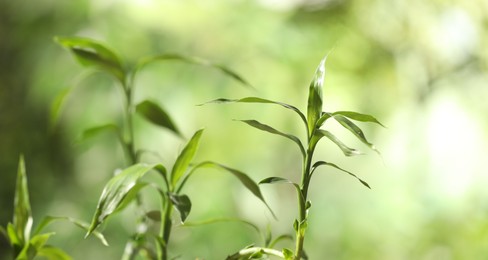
<box><xmin>316</xmin><ymin>112</ymin><xmax>333</xmax><ymax>128</ymax></box>
<box><xmin>37</xmin><ymin>246</ymin><xmax>72</xmax><ymax>260</ymax></box>
<box><xmin>86</xmin><ymin>164</ymin><xmax>161</xmax><ymax>236</ymax></box>
<box><xmin>182</xmin><ymin>218</ymin><xmax>260</xmax><ymax>235</ymax></box>
<box><xmin>146</xmin><ymin>210</ymin><xmax>162</xmax><ymax>222</ymax></box>
<box><xmin>179</xmin><ymin>161</ymin><xmax>276</xmax><ymax>219</ymax></box>
<box><xmin>76</xmin><ymin>123</ymin><xmax>121</xmax><ymax>144</ymax></box>
<box><xmin>311</xmin><ymin>161</ymin><xmax>371</xmax><ymax>189</ymax></box>
<box><xmin>17</xmin><ymin>232</ymin><xmax>55</xmax><ymax>260</ymax></box>
<box><xmin>332</xmin><ymin>111</ymin><xmax>385</xmax><ymax>128</ymax></box>
<box><xmin>133</xmin><ymin>54</ymin><xmax>251</xmax><ymax>87</ymax></box>
<box><xmin>310</xmin><ymin>130</ymin><xmax>362</xmax><ymax>157</ymax></box>
<box><xmin>34</xmin><ymin>216</ymin><xmax>108</xmax><ymax>246</ymax></box>
<box><xmin>135</xmin><ymin>100</ymin><xmax>181</xmax><ymax>136</ymax></box>
<box><xmin>7</xmin><ymin>222</ymin><xmax>21</xmax><ymax>249</ymax></box>
<box><xmin>268</xmin><ymin>234</ymin><xmax>293</xmax><ymax>248</ymax></box>
<box><xmin>238</xmin><ymin>120</ymin><xmax>306</xmax><ymax>158</ymax></box>
<box><xmin>333</xmin><ymin>115</ymin><xmax>379</xmax><ymax>154</ymax></box>
<box><xmin>282</xmin><ymin>248</ymin><xmax>294</xmax><ymax>260</ymax></box>
<box><xmin>307</xmin><ymin>56</ymin><xmax>326</xmax><ymax>137</ymax></box>
<box><xmin>0</xmin><ymin>225</ymin><xmax>7</xmax><ymax>241</ymax></box>
<box><xmin>168</xmin><ymin>193</ymin><xmax>192</xmax><ymax>223</ymax></box>
<box><xmin>13</xmin><ymin>155</ymin><xmax>32</xmax><ymax>245</ymax></box>
<box><xmin>259</xmin><ymin>177</ymin><xmax>305</xmax><ymax>212</ymax></box>
<box><xmin>54</xmin><ymin>36</ymin><xmax>125</xmax><ymax>84</ymax></box>
<box><xmin>171</xmin><ymin>129</ymin><xmax>204</xmax><ymax>186</ymax></box>
<box><xmin>200</xmin><ymin>97</ymin><xmax>308</xmax><ymax>133</ymax></box>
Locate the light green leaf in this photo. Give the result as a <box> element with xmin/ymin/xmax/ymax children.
<box><xmin>282</xmin><ymin>248</ymin><xmax>294</xmax><ymax>260</ymax></box>
<box><xmin>168</xmin><ymin>193</ymin><xmax>192</xmax><ymax>223</ymax></box>
<box><xmin>259</xmin><ymin>177</ymin><xmax>305</xmax><ymax>212</ymax></box>
<box><xmin>86</xmin><ymin>164</ymin><xmax>162</xmax><ymax>236</ymax></box>
<box><xmin>171</xmin><ymin>129</ymin><xmax>204</xmax><ymax>186</ymax></box>
<box><xmin>17</xmin><ymin>232</ymin><xmax>55</xmax><ymax>260</ymax></box>
<box><xmin>13</xmin><ymin>155</ymin><xmax>32</xmax><ymax>245</ymax></box>
<box><xmin>34</xmin><ymin>216</ymin><xmax>108</xmax><ymax>246</ymax></box>
<box><xmin>133</xmin><ymin>54</ymin><xmax>251</xmax><ymax>87</ymax></box>
<box><xmin>307</xmin><ymin>56</ymin><xmax>326</xmax><ymax>137</ymax></box>
<box><xmin>332</xmin><ymin>111</ymin><xmax>385</xmax><ymax>127</ymax></box>
<box><xmin>182</xmin><ymin>218</ymin><xmax>260</xmax><ymax>235</ymax></box>
<box><xmin>268</xmin><ymin>234</ymin><xmax>293</xmax><ymax>248</ymax></box>
<box><xmin>54</xmin><ymin>36</ymin><xmax>125</xmax><ymax>84</ymax></box>
<box><xmin>7</xmin><ymin>222</ymin><xmax>21</xmax><ymax>248</ymax></box>
<box><xmin>200</xmin><ymin>97</ymin><xmax>308</xmax><ymax>133</ymax></box>
<box><xmin>333</xmin><ymin>115</ymin><xmax>379</xmax><ymax>154</ymax></box>
<box><xmin>76</xmin><ymin>123</ymin><xmax>121</xmax><ymax>144</ymax></box>
<box><xmin>238</xmin><ymin>120</ymin><xmax>306</xmax><ymax>158</ymax></box>
<box><xmin>316</xmin><ymin>112</ymin><xmax>333</xmax><ymax>128</ymax></box>
<box><xmin>311</xmin><ymin>161</ymin><xmax>371</xmax><ymax>189</ymax></box>
<box><xmin>310</xmin><ymin>129</ymin><xmax>362</xmax><ymax>157</ymax></box>
<box><xmin>135</xmin><ymin>100</ymin><xmax>181</xmax><ymax>136</ymax></box>
<box><xmin>37</xmin><ymin>246</ymin><xmax>72</xmax><ymax>260</ymax></box>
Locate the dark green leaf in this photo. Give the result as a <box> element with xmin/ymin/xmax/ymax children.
<box><xmin>133</xmin><ymin>54</ymin><xmax>251</xmax><ymax>87</ymax></box>
<box><xmin>238</xmin><ymin>120</ymin><xmax>306</xmax><ymax>158</ymax></box>
<box><xmin>86</xmin><ymin>164</ymin><xmax>162</xmax><ymax>236</ymax></box>
<box><xmin>307</xmin><ymin>56</ymin><xmax>326</xmax><ymax>137</ymax></box>
<box><xmin>13</xmin><ymin>155</ymin><xmax>32</xmax><ymax>245</ymax></box>
<box><xmin>182</xmin><ymin>218</ymin><xmax>260</xmax><ymax>235</ymax></box>
<box><xmin>168</xmin><ymin>194</ymin><xmax>192</xmax><ymax>223</ymax></box>
<box><xmin>333</xmin><ymin>115</ymin><xmax>379</xmax><ymax>154</ymax></box>
<box><xmin>259</xmin><ymin>177</ymin><xmax>305</xmax><ymax>212</ymax></box>
<box><xmin>135</xmin><ymin>100</ymin><xmax>181</xmax><ymax>136</ymax></box>
<box><xmin>0</xmin><ymin>226</ymin><xmax>7</xmax><ymax>241</ymax></box>
<box><xmin>310</xmin><ymin>130</ymin><xmax>362</xmax><ymax>157</ymax></box>
<box><xmin>37</xmin><ymin>246</ymin><xmax>72</xmax><ymax>260</ymax></box>
<box><xmin>311</xmin><ymin>161</ymin><xmax>371</xmax><ymax>189</ymax></box>
<box><xmin>171</xmin><ymin>129</ymin><xmax>204</xmax><ymax>186</ymax></box>
<box><xmin>54</xmin><ymin>36</ymin><xmax>125</xmax><ymax>83</ymax></box>
<box><xmin>332</xmin><ymin>111</ymin><xmax>385</xmax><ymax>127</ymax></box>
<box><xmin>200</xmin><ymin>97</ymin><xmax>308</xmax><ymax>133</ymax></box>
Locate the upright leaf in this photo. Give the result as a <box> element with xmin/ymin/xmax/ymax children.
<box><xmin>13</xmin><ymin>155</ymin><xmax>32</xmax><ymax>244</ymax></box>
<box><xmin>16</xmin><ymin>232</ymin><xmax>55</xmax><ymax>260</ymax></box>
<box><xmin>171</xmin><ymin>129</ymin><xmax>204</xmax><ymax>186</ymax></box>
<box><xmin>168</xmin><ymin>194</ymin><xmax>192</xmax><ymax>223</ymax></box>
<box><xmin>135</xmin><ymin>100</ymin><xmax>181</xmax><ymax>136</ymax></box>
<box><xmin>54</xmin><ymin>36</ymin><xmax>125</xmax><ymax>84</ymax></box>
<box><xmin>311</xmin><ymin>161</ymin><xmax>371</xmax><ymax>189</ymax></box>
<box><xmin>333</xmin><ymin>115</ymin><xmax>379</xmax><ymax>154</ymax></box>
<box><xmin>307</xmin><ymin>57</ymin><xmax>326</xmax><ymax>137</ymax></box>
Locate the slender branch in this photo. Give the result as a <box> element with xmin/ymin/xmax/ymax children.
<box><xmin>226</xmin><ymin>247</ymin><xmax>284</xmax><ymax>259</ymax></box>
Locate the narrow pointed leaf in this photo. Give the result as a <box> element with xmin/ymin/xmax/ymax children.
<box><xmin>168</xmin><ymin>194</ymin><xmax>191</xmax><ymax>223</ymax></box>
<box><xmin>239</xmin><ymin>120</ymin><xmax>306</xmax><ymax>158</ymax></box>
<box><xmin>133</xmin><ymin>54</ymin><xmax>251</xmax><ymax>87</ymax></box>
<box><xmin>38</xmin><ymin>246</ymin><xmax>72</xmax><ymax>260</ymax></box>
<box><xmin>307</xmin><ymin>57</ymin><xmax>326</xmax><ymax>137</ymax></box>
<box><xmin>311</xmin><ymin>161</ymin><xmax>370</xmax><ymax>189</ymax></box>
<box><xmin>54</xmin><ymin>36</ymin><xmax>125</xmax><ymax>83</ymax></box>
<box><xmin>316</xmin><ymin>112</ymin><xmax>333</xmax><ymax>128</ymax></box>
<box><xmin>13</xmin><ymin>155</ymin><xmax>32</xmax><ymax>244</ymax></box>
<box><xmin>87</xmin><ymin>163</ymin><xmax>162</xmax><ymax>236</ymax></box>
<box><xmin>333</xmin><ymin>115</ymin><xmax>379</xmax><ymax>154</ymax></box>
<box><xmin>171</xmin><ymin>129</ymin><xmax>204</xmax><ymax>186</ymax></box>
<box><xmin>49</xmin><ymin>87</ymin><xmax>71</xmax><ymax>128</ymax></box>
<box><xmin>77</xmin><ymin>123</ymin><xmax>120</xmax><ymax>144</ymax></box>
<box><xmin>135</xmin><ymin>100</ymin><xmax>181</xmax><ymax>136</ymax></box>
<box><xmin>310</xmin><ymin>130</ymin><xmax>362</xmax><ymax>157</ymax></box>
<box><xmin>200</xmin><ymin>97</ymin><xmax>308</xmax><ymax>133</ymax></box>
<box><xmin>181</xmin><ymin>218</ymin><xmax>260</xmax><ymax>235</ymax></box>
<box><xmin>259</xmin><ymin>177</ymin><xmax>305</xmax><ymax>210</ymax></box>
<box><xmin>7</xmin><ymin>222</ymin><xmax>21</xmax><ymax>248</ymax></box>
<box><xmin>332</xmin><ymin>111</ymin><xmax>385</xmax><ymax>127</ymax></box>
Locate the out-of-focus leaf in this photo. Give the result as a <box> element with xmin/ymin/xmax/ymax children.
<box><xmin>311</xmin><ymin>161</ymin><xmax>370</xmax><ymax>189</ymax></box>
<box><xmin>17</xmin><ymin>232</ymin><xmax>55</xmax><ymax>260</ymax></box>
<box><xmin>168</xmin><ymin>194</ymin><xmax>191</xmax><ymax>223</ymax></box>
<box><xmin>34</xmin><ymin>216</ymin><xmax>108</xmax><ymax>246</ymax></box>
<box><xmin>259</xmin><ymin>177</ymin><xmax>305</xmax><ymax>211</ymax></box>
<box><xmin>200</xmin><ymin>97</ymin><xmax>308</xmax><ymax>132</ymax></box>
<box><xmin>133</xmin><ymin>54</ymin><xmax>251</xmax><ymax>87</ymax></box>
<box><xmin>171</xmin><ymin>129</ymin><xmax>204</xmax><ymax>186</ymax></box>
<box><xmin>0</xmin><ymin>226</ymin><xmax>7</xmax><ymax>241</ymax></box>
<box><xmin>54</xmin><ymin>36</ymin><xmax>125</xmax><ymax>83</ymax></box>
<box><xmin>180</xmin><ymin>161</ymin><xmax>275</xmax><ymax>219</ymax></box>
<box><xmin>182</xmin><ymin>218</ymin><xmax>260</xmax><ymax>235</ymax></box>
<box><xmin>76</xmin><ymin>123</ymin><xmax>121</xmax><ymax>144</ymax></box>
<box><xmin>282</xmin><ymin>248</ymin><xmax>294</xmax><ymax>260</ymax></box>
<box><xmin>146</xmin><ymin>211</ymin><xmax>161</xmax><ymax>222</ymax></box>
<box><xmin>332</xmin><ymin>111</ymin><xmax>385</xmax><ymax>127</ymax></box>
<box><xmin>307</xmin><ymin>56</ymin><xmax>326</xmax><ymax>137</ymax></box>
<box><xmin>238</xmin><ymin>120</ymin><xmax>305</xmax><ymax>158</ymax></box>
<box><xmin>310</xmin><ymin>130</ymin><xmax>362</xmax><ymax>157</ymax></box>
<box><xmin>135</xmin><ymin>100</ymin><xmax>181</xmax><ymax>136</ymax></box>
<box><xmin>7</xmin><ymin>222</ymin><xmax>21</xmax><ymax>248</ymax></box>
<box><xmin>13</xmin><ymin>155</ymin><xmax>32</xmax><ymax>244</ymax></box>
<box><xmin>333</xmin><ymin>115</ymin><xmax>379</xmax><ymax>154</ymax></box>
<box><xmin>37</xmin><ymin>246</ymin><xmax>72</xmax><ymax>260</ymax></box>
<box><xmin>86</xmin><ymin>164</ymin><xmax>162</xmax><ymax>236</ymax></box>
<box><xmin>268</xmin><ymin>234</ymin><xmax>293</xmax><ymax>248</ymax></box>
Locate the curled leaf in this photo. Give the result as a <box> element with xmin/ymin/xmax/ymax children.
<box><xmin>311</xmin><ymin>161</ymin><xmax>370</xmax><ymax>189</ymax></box>
<box><xmin>168</xmin><ymin>193</ymin><xmax>192</xmax><ymax>223</ymax></box>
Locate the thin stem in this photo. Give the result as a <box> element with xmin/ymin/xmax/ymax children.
<box><xmin>226</xmin><ymin>247</ymin><xmax>284</xmax><ymax>259</ymax></box>
<box><xmin>160</xmin><ymin>200</ymin><xmax>173</xmax><ymax>260</ymax></box>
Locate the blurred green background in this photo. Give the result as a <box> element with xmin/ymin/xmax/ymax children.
<box><xmin>1</xmin><ymin>0</ymin><xmax>488</xmax><ymax>259</ymax></box>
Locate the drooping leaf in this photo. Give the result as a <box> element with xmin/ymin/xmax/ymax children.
<box><xmin>259</xmin><ymin>177</ymin><xmax>305</xmax><ymax>211</ymax></box>
<box><xmin>238</xmin><ymin>120</ymin><xmax>306</xmax><ymax>158</ymax></box>
<box><xmin>307</xmin><ymin>56</ymin><xmax>326</xmax><ymax>137</ymax></box>
<box><xmin>268</xmin><ymin>234</ymin><xmax>293</xmax><ymax>248</ymax></box>
<box><xmin>16</xmin><ymin>232</ymin><xmax>55</xmax><ymax>260</ymax></box>
<box><xmin>37</xmin><ymin>246</ymin><xmax>72</xmax><ymax>260</ymax></box>
<box><xmin>13</xmin><ymin>155</ymin><xmax>32</xmax><ymax>245</ymax></box>
<box><xmin>310</xmin><ymin>129</ymin><xmax>362</xmax><ymax>157</ymax></box>
<box><xmin>76</xmin><ymin>123</ymin><xmax>121</xmax><ymax>144</ymax></box>
<box><xmin>135</xmin><ymin>100</ymin><xmax>181</xmax><ymax>136</ymax></box>
<box><xmin>168</xmin><ymin>193</ymin><xmax>192</xmax><ymax>223</ymax></box>
<box><xmin>86</xmin><ymin>164</ymin><xmax>162</xmax><ymax>236</ymax></box>
<box><xmin>333</xmin><ymin>115</ymin><xmax>379</xmax><ymax>154</ymax></box>
<box><xmin>332</xmin><ymin>111</ymin><xmax>385</xmax><ymax>127</ymax></box>
<box><xmin>311</xmin><ymin>161</ymin><xmax>371</xmax><ymax>189</ymax></box>
<box><xmin>133</xmin><ymin>54</ymin><xmax>251</xmax><ymax>87</ymax></box>
<box><xmin>200</xmin><ymin>97</ymin><xmax>308</xmax><ymax>133</ymax></box>
<box><xmin>316</xmin><ymin>112</ymin><xmax>333</xmax><ymax>128</ymax></box>
<box><xmin>54</xmin><ymin>36</ymin><xmax>125</xmax><ymax>84</ymax></box>
<box><xmin>182</xmin><ymin>218</ymin><xmax>260</xmax><ymax>235</ymax></box>
<box><xmin>178</xmin><ymin>161</ymin><xmax>275</xmax><ymax>219</ymax></box>
<box><xmin>34</xmin><ymin>216</ymin><xmax>108</xmax><ymax>246</ymax></box>
<box><xmin>171</xmin><ymin>129</ymin><xmax>204</xmax><ymax>186</ymax></box>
